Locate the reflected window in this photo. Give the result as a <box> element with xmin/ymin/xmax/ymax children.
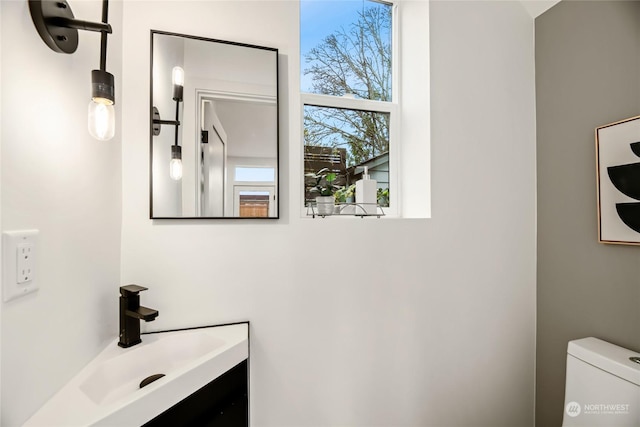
<box><xmin>235</xmin><ymin>167</ymin><xmax>276</xmax><ymax>182</ymax></box>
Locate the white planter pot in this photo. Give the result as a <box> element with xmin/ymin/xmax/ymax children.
<box><xmin>315</xmin><ymin>196</ymin><xmax>335</xmax><ymax>216</ymax></box>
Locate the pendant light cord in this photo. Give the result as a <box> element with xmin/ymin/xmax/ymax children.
<box><xmin>99</xmin><ymin>0</ymin><xmax>109</xmax><ymax>71</ymax></box>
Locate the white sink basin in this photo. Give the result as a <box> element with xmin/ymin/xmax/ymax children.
<box><xmin>24</xmin><ymin>323</ymin><xmax>248</xmax><ymax>426</ymax></box>
<box><xmin>79</xmin><ymin>330</ymin><xmax>226</xmax><ymax>405</ymax></box>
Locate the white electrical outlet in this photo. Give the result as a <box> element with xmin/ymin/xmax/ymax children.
<box><xmin>17</xmin><ymin>242</ymin><xmax>34</xmax><ymax>283</ymax></box>
<box><xmin>3</xmin><ymin>230</ymin><xmax>39</xmax><ymax>302</ymax></box>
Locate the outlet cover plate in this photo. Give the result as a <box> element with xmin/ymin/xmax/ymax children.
<box><xmin>3</xmin><ymin>230</ymin><xmax>39</xmax><ymax>302</ymax></box>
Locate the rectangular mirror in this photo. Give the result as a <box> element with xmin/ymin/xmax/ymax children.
<box><xmin>150</xmin><ymin>31</ymin><xmax>279</xmax><ymax>219</ymax></box>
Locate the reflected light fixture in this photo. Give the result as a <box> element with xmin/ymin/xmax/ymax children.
<box><xmin>153</xmin><ymin>66</ymin><xmax>185</xmax><ymax>180</ymax></box>
<box><xmin>172</xmin><ymin>66</ymin><xmax>184</xmax><ymax>97</ymax></box>
<box><xmin>169</xmin><ymin>145</ymin><xmax>183</xmax><ymax>181</ymax></box>
<box><xmin>29</xmin><ymin>0</ymin><xmax>115</xmax><ymax>141</ymax></box>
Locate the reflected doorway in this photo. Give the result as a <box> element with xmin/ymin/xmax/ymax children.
<box><xmin>233</xmin><ymin>186</ymin><xmax>275</xmax><ymax>217</ymax></box>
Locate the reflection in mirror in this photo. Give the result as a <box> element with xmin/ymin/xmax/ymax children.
<box><xmin>150</xmin><ymin>31</ymin><xmax>279</xmax><ymax>218</ymax></box>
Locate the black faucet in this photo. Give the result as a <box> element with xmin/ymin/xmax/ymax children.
<box><xmin>118</xmin><ymin>284</ymin><xmax>159</xmax><ymax>348</ymax></box>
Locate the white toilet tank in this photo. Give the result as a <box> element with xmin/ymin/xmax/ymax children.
<box><xmin>562</xmin><ymin>337</ymin><xmax>640</xmax><ymax>426</ymax></box>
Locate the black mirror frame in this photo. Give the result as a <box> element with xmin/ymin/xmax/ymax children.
<box><xmin>149</xmin><ymin>30</ymin><xmax>280</xmax><ymax>220</ymax></box>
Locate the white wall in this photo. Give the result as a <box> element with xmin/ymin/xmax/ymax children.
<box><xmin>0</xmin><ymin>1</ymin><xmax>122</xmax><ymax>425</ymax></box>
<box><xmin>0</xmin><ymin>2</ymin><xmax>3</xmax><ymax>421</ymax></box>
<box><xmin>122</xmin><ymin>1</ymin><xmax>536</xmax><ymax>426</ymax></box>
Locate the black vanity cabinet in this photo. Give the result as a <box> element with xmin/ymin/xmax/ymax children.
<box><xmin>143</xmin><ymin>359</ymin><xmax>248</xmax><ymax>427</ymax></box>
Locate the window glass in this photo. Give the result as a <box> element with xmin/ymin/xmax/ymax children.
<box><xmin>301</xmin><ymin>0</ymin><xmax>393</xmax><ymax>211</ymax></box>
<box><xmin>303</xmin><ymin>105</ymin><xmax>389</xmax><ymax>205</ymax></box>
<box><xmin>301</xmin><ymin>0</ymin><xmax>392</xmax><ymax>101</ymax></box>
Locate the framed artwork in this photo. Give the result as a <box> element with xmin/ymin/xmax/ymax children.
<box><xmin>596</xmin><ymin>115</ymin><xmax>640</xmax><ymax>245</ymax></box>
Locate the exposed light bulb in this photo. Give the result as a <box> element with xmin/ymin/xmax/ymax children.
<box><xmin>169</xmin><ymin>158</ymin><xmax>183</xmax><ymax>180</ymax></box>
<box><xmin>88</xmin><ymin>98</ymin><xmax>115</xmax><ymax>141</ymax></box>
<box><xmin>170</xmin><ymin>145</ymin><xmax>182</xmax><ymax>180</ymax></box>
<box><xmin>172</xmin><ymin>66</ymin><xmax>184</xmax><ymax>101</ymax></box>
<box><xmin>172</xmin><ymin>66</ymin><xmax>184</xmax><ymax>86</ymax></box>
<box><xmin>89</xmin><ymin>70</ymin><xmax>115</xmax><ymax>141</ymax></box>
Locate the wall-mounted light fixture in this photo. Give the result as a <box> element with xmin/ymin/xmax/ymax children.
<box><xmin>29</xmin><ymin>0</ymin><xmax>115</xmax><ymax>141</ymax></box>
<box><xmin>153</xmin><ymin>66</ymin><xmax>184</xmax><ymax>181</ymax></box>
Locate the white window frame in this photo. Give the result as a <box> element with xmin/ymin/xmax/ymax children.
<box><xmin>300</xmin><ymin>0</ymin><xmax>400</xmax><ymax>218</ymax></box>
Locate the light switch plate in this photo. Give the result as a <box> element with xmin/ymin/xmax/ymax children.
<box><xmin>3</xmin><ymin>230</ymin><xmax>39</xmax><ymax>302</ymax></box>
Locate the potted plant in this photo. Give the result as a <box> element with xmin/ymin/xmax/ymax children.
<box><xmin>334</xmin><ymin>186</ymin><xmax>347</xmax><ymax>204</ymax></box>
<box><xmin>377</xmin><ymin>188</ymin><xmax>389</xmax><ymax>207</ymax></box>
<box><xmin>334</xmin><ymin>184</ymin><xmax>355</xmax><ymax>203</ymax></box>
<box><xmin>345</xmin><ymin>184</ymin><xmax>356</xmax><ymax>203</ymax></box>
<box><xmin>305</xmin><ymin>168</ymin><xmax>342</xmax><ymax>215</ymax></box>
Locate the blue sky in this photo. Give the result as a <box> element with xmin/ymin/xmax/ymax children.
<box><xmin>300</xmin><ymin>0</ymin><xmax>379</xmax><ymax>92</ymax></box>
<box><xmin>300</xmin><ymin>0</ymin><xmax>365</xmax><ymax>54</ymax></box>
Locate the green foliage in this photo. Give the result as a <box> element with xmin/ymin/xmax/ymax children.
<box><xmin>305</xmin><ymin>168</ymin><xmax>343</xmax><ymax>197</ymax></box>
<box><xmin>334</xmin><ymin>184</ymin><xmax>356</xmax><ymax>203</ymax></box>
<box><xmin>377</xmin><ymin>187</ymin><xmax>389</xmax><ymax>207</ymax></box>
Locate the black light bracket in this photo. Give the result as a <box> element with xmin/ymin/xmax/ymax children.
<box><xmin>171</xmin><ymin>144</ymin><xmax>182</xmax><ymax>160</ymax></box>
<box><xmin>173</xmin><ymin>84</ymin><xmax>183</xmax><ymax>102</ymax></box>
<box><xmin>29</xmin><ymin>0</ymin><xmax>112</xmax><ymax>54</ymax></box>
<box><xmin>152</xmin><ymin>106</ymin><xmax>181</xmax><ymax>136</ymax></box>
<box><xmin>91</xmin><ymin>69</ymin><xmax>114</xmax><ymax>103</ymax></box>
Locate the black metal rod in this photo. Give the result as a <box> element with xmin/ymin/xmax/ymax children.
<box><xmin>49</xmin><ymin>17</ymin><xmax>112</xmax><ymax>33</ymax></box>
<box><xmin>174</xmin><ymin>99</ymin><xmax>181</xmax><ymax>146</ymax></box>
<box><xmin>153</xmin><ymin>119</ymin><xmax>180</xmax><ymax>126</ymax></box>
<box><xmin>99</xmin><ymin>0</ymin><xmax>109</xmax><ymax>71</ymax></box>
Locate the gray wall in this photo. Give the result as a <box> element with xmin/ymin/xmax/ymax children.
<box><xmin>535</xmin><ymin>1</ymin><xmax>640</xmax><ymax>426</ymax></box>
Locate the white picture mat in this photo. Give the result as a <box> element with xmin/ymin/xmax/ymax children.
<box><xmin>597</xmin><ymin>116</ymin><xmax>640</xmax><ymax>244</ymax></box>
